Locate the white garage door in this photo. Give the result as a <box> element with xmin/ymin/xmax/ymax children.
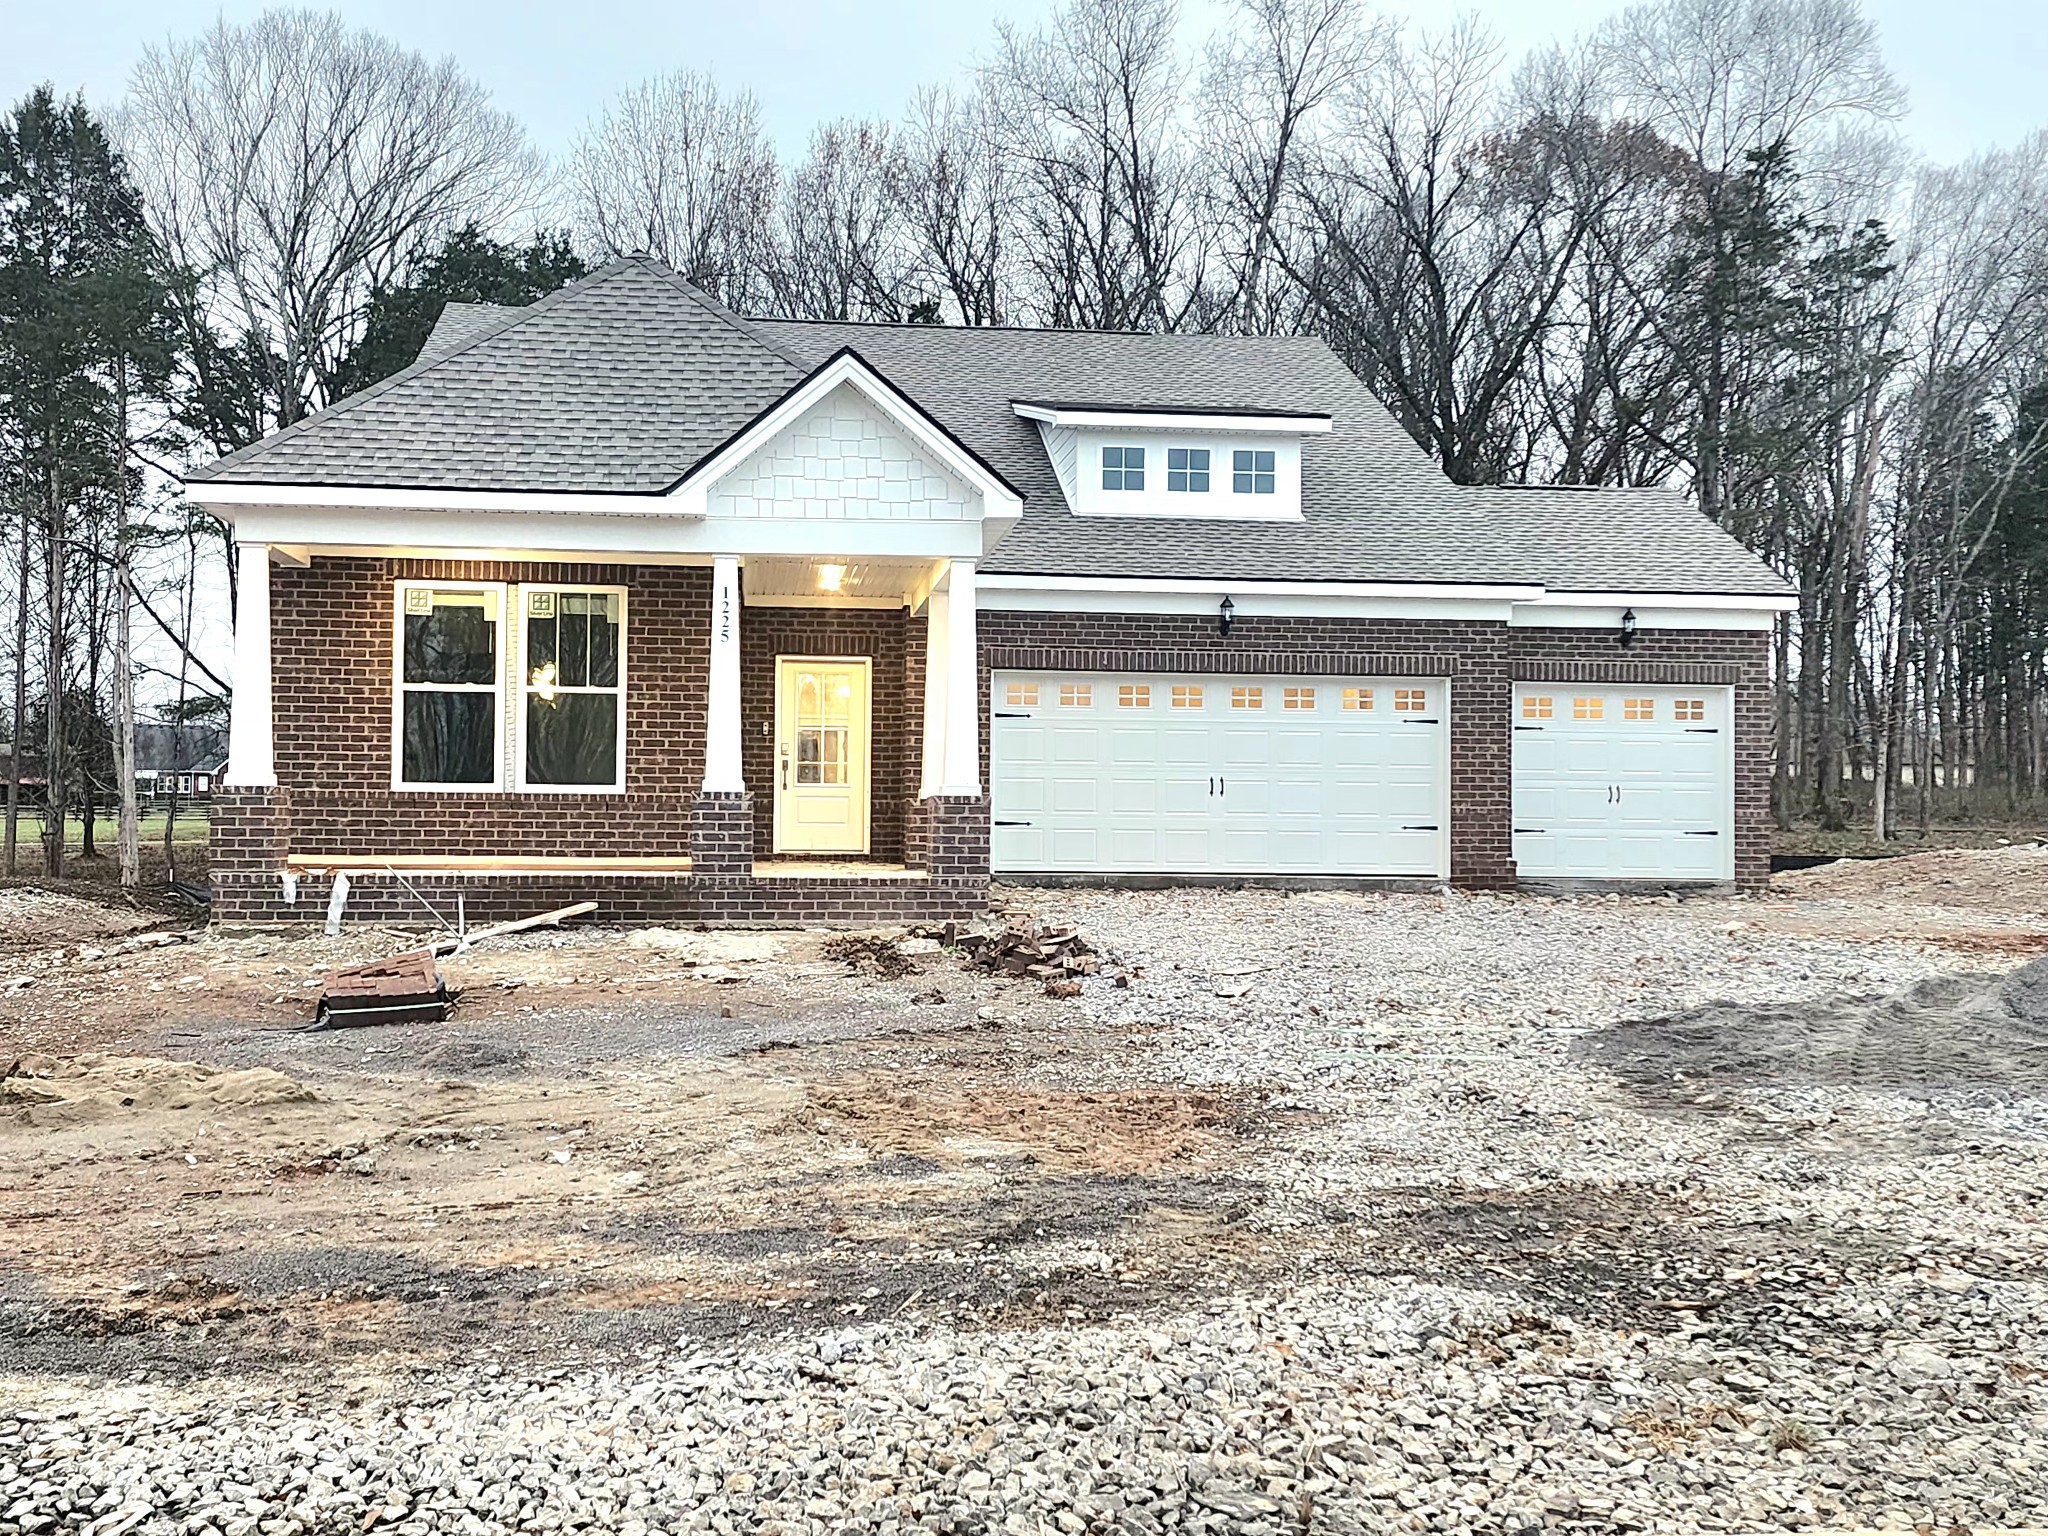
<box><xmin>990</xmin><ymin>672</ymin><xmax>1448</xmax><ymax>877</ymax></box>
<box><xmin>1511</xmin><ymin>684</ymin><xmax>1733</xmax><ymax>881</ymax></box>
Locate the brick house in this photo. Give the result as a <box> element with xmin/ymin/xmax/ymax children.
<box><xmin>189</xmin><ymin>256</ymin><xmax>1792</xmax><ymax>926</ymax></box>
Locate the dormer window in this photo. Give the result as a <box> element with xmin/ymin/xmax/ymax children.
<box><xmin>1018</xmin><ymin>402</ymin><xmax>1322</xmax><ymax>521</ymax></box>
<box><xmin>1101</xmin><ymin>445</ymin><xmax>1145</xmax><ymax>490</ymax></box>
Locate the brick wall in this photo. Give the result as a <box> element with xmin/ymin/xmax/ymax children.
<box><xmin>214</xmin><ymin>563</ymin><xmax>1768</xmax><ymax>922</ymax></box>
<box><xmin>978</xmin><ymin>610</ymin><xmax>1772</xmax><ymax>892</ymax></box>
<box><xmin>740</xmin><ymin>606</ymin><xmax>916</xmax><ymax>860</ymax></box>
<box><xmin>213</xmin><ymin>867</ymin><xmax>987</xmax><ymax>928</ymax></box>
<box><xmin>270</xmin><ymin>557</ymin><xmax>708</xmax><ymax>859</ymax></box>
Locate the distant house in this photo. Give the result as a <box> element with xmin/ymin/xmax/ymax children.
<box><xmin>0</xmin><ymin>743</ymin><xmax>48</xmax><ymax>806</ymax></box>
<box><xmin>135</xmin><ymin>722</ymin><xmax>229</xmax><ymax>805</ymax></box>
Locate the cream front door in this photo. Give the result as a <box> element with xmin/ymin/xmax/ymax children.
<box><xmin>773</xmin><ymin>657</ymin><xmax>872</xmax><ymax>854</ymax></box>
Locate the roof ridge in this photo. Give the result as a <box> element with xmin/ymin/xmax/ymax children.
<box><xmin>753</xmin><ymin>315</ymin><xmax>1337</xmax><ymax>342</ymax></box>
<box><xmin>189</xmin><ymin>259</ymin><xmax>646</xmax><ymax>482</ymax></box>
<box><xmin>625</xmin><ymin>255</ymin><xmax>812</xmax><ymax>371</ymax></box>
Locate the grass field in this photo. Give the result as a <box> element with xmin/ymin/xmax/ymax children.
<box><xmin>66</xmin><ymin>811</ymin><xmax>212</xmax><ymax>848</ymax></box>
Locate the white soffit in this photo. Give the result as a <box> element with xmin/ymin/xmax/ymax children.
<box><xmin>742</xmin><ymin>556</ymin><xmax>940</xmax><ymax>608</ymax></box>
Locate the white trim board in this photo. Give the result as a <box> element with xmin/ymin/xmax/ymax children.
<box><xmin>1012</xmin><ymin>403</ymin><xmax>1333</xmax><ymax>433</ymax></box>
<box><xmin>977</xmin><ymin>574</ymin><xmax>1787</xmax><ymax>629</ymax></box>
<box><xmin>223</xmin><ymin>506</ymin><xmax>993</xmax><ymax>561</ymax></box>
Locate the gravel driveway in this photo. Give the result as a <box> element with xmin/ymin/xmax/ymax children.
<box><xmin>3</xmin><ymin>886</ymin><xmax>2045</xmax><ymax>1535</ymax></box>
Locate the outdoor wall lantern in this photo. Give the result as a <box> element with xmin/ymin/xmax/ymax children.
<box><xmin>1219</xmin><ymin>595</ymin><xmax>1236</xmax><ymax>637</ymax></box>
<box><xmin>1620</xmin><ymin>607</ymin><xmax>1638</xmax><ymax>649</ymax></box>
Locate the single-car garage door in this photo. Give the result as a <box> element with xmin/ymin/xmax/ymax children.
<box><xmin>990</xmin><ymin>672</ymin><xmax>1447</xmax><ymax>877</ymax></box>
<box><xmin>1511</xmin><ymin>684</ymin><xmax>1733</xmax><ymax>881</ymax></box>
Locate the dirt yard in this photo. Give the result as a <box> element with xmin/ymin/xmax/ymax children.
<box><xmin>2</xmin><ymin>851</ymin><xmax>2046</xmax><ymax>1534</ymax></box>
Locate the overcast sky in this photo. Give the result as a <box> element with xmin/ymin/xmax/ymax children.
<box><xmin>7</xmin><ymin>0</ymin><xmax>2045</xmax><ymax>168</ymax></box>
<box><xmin>7</xmin><ymin>0</ymin><xmax>2043</xmax><ymax>704</ymax></box>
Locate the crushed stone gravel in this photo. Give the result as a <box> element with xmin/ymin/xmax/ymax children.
<box><xmin>3</xmin><ymin>885</ymin><xmax>2043</xmax><ymax>1535</ymax></box>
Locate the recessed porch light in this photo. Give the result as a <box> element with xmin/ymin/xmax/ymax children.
<box><xmin>817</xmin><ymin>563</ymin><xmax>846</xmax><ymax>592</ymax></box>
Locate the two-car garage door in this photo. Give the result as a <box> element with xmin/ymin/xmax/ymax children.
<box><xmin>990</xmin><ymin>672</ymin><xmax>1448</xmax><ymax>877</ymax></box>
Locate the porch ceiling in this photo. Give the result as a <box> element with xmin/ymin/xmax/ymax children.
<box><xmin>743</xmin><ymin>555</ymin><xmax>942</xmax><ymax>609</ymax></box>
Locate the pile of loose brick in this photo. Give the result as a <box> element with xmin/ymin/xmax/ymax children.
<box><xmin>928</xmin><ymin>917</ymin><xmax>1115</xmax><ymax>998</ymax></box>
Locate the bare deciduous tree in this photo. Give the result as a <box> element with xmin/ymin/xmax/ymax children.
<box><xmin>900</xmin><ymin>87</ymin><xmax>1014</xmax><ymax>326</ymax></box>
<box><xmin>765</xmin><ymin>120</ymin><xmax>919</xmax><ymax>322</ymax></box>
<box><xmin>121</xmin><ymin>9</ymin><xmax>543</xmax><ymax>438</ymax></box>
<box><xmin>987</xmin><ymin>0</ymin><xmax>1208</xmax><ymax>331</ymax></box>
<box><xmin>571</xmin><ymin>69</ymin><xmax>778</xmax><ymax>310</ymax></box>
<box><xmin>1198</xmin><ymin>0</ymin><xmax>1384</xmax><ymax>335</ymax></box>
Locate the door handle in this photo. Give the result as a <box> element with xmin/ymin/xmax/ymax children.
<box><xmin>780</xmin><ymin>747</ymin><xmax>790</xmax><ymax>790</ymax></box>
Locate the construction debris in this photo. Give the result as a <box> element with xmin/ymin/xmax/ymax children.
<box><xmin>309</xmin><ymin>902</ymin><xmax>597</xmax><ymax>1031</ymax></box>
<box><xmin>926</xmin><ymin>918</ymin><xmax>1113</xmax><ymax>997</ymax></box>
<box><xmin>822</xmin><ymin>933</ymin><xmax>924</xmax><ymax>979</ymax></box>
<box><xmin>431</xmin><ymin>901</ymin><xmax>599</xmax><ymax>956</ymax></box>
<box><xmin>313</xmin><ymin>950</ymin><xmax>449</xmax><ymax>1030</ymax></box>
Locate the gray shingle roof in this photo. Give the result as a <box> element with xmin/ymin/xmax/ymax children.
<box><xmin>194</xmin><ymin>255</ymin><xmax>1788</xmax><ymax>598</ymax></box>
<box><xmin>418</xmin><ymin>301</ymin><xmax>522</xmax><ymax>362</ymax></box>
<box><xmin>753</xmin><ymin>318</ymin><xmax>1789</xmax><ymax>597</ymax></box>
<box><xmin>190</xmin><ymin>260</ymin><xmax>805</xmax><ymax>491</ymax></box>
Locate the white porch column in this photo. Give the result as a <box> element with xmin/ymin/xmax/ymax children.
<box><xmin>224</xmin><ymin>541</ymin><xmax>276</xmax><ymax>788</ymax></box>
<box><xmin>703</xmin><ymin>553</ymin><xmax>745</xmax><ymax>792</ymax></box>
<box><xmin>937</xmin><ymin>558</ymin><xmax>981</xmax><ymax>796</ymax></box>
<box><xmin>919</xmin><ymin>585</ymin><xmax>950</xmax><ymax>797</ymax></box>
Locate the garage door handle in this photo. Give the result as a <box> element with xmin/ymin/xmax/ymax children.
<box><xmin>993</xmin><ymin>819</ymin><xmax>1033</xmax><ymax>827</ymax></box>
<box><xmin>1403</xmin><ymin>824</ymin><xmax>1439</xmax><ymax>831</ymax></box>
<box><xmin>1683</xmin><ymin>829</ymin><xmax>1720</xmax><ymax>836</ymax></box>
<box><xmin>1514</xmin><ymin>827</ymin><xmax>1544</xmax><ymax>834</ymax></box>
<box><xmin>1409</xmin><ymin>717</ymin><xmax>1439</xmax><ymax>724</ymax></box>
<box><xmin>993</xmin><ymin>711</ymin><xmax>1032</xmax><ymax>719</ymax></box>
<box><xmin>1684</xmin><ymin>727</ymin><xmax>1719</xmax><ymax>734</ymax></box>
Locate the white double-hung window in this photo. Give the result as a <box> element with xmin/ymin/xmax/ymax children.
<box><xmin>392</xmin><ymin>581</ymin><xmax>627</xmax><ymax>793</ymax></box>
<box><xmin>395</xmin><ymin>582</ymin><xmax>506</xmax><ymax>788</ymax></box>
<box><xmin>518</xmin><ymin>586</ymin><xmax>627</xmax><ymax>792</ymax></box>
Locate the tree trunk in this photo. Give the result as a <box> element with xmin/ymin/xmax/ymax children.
<box><xmin>81</xmin><ymin>513</ymin><xmax>101</xmax><ymax>860</ymax></box>
<box><xmin>115</xmin><ymin>362</ymin><xmax>140</xmax><ymax>890</ymax></box>
<box><xmin>42</xmin><ymin>462</ymin><xmax>66</xmax><ymax>879</ymax></box>
<box><xmin>4</xmin><ymin>502</ymin><xmax>25</xmax><ymax>875</ymax></box>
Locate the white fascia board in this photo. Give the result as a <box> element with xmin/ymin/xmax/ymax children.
<box><xmin>681</xmin><ymin>352</ymin><xmax>1024</xmax><ymax>521</ymax></box>
<box><xmin>222</xmin><ymin>505</ymin><xmax>988</xmax><ymax>562</ymax></box>
<box><xmin>976</xmin><ymin>573</ymin><xmax>1538</xmax><ymax>622</ymax></box>
<box><xmin>1510</xmin><ymin>590</ymin><xmax>1796</xmax><ymax>632</ymax></box>
<box><xmin>1521</xmin><ymin>589</ymin><xmax>1798</xmax><ymax>612</ymax></box>
<box><xmin>1510</xmin><ymin>601</ymin><xmax>1785</xmax><ymax>632</ymax></box>
<box><xmin>189</xmin><ymin>481</ymin><xmax>686</xmax><ymax>517</ymax></box>
<box><xmin>980</xmin><ymin>573</ymin><xmax>1543</xmax><ymax>601</ymax></box>
<box><xmin>1013</xmin><ymin>403</ymin><xmax>1333</xmax><ymax>434</ymax></box>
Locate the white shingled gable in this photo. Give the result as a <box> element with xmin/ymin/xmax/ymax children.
<box><xmin>708</xmin><ymin>381</ymin><xmax>978</xmax><ymax>521</ymax></box>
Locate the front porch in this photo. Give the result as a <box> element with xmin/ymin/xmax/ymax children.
<box><xmin>210</xmin><ymin>547</ymin><xmax>991</xmax><ymax>927</ymax></box>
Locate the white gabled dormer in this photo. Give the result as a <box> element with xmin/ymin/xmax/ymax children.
<box><xmin>1013</xmin><ymin>401</ymin><xmax>1331</xmax><ymax>523</ymax></box>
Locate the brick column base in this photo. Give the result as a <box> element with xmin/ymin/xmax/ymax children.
<box><xmin>212</xmin><ymin>787</ymin><xmax>289</xmax><ymax>872</ymax></box>
<box><xmin>690</xmin><ymin>791</ymin><xmax>754</xmax><ymax>874</ymax></box>
<box><xmin>908</xmin><ymin>794</ymin><xmax>989</xmax><ymax>876</ymax></box>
